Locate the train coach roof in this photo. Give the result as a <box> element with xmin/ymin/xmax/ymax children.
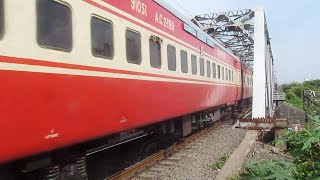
<box><xmin>154</xmin><ymin>0</ymin><xmax>241</xmax><ymax>63</ymax></box>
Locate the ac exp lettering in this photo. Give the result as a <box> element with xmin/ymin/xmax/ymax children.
<box><xmin>155</xmin><ymin>12</ymin><xmax>175</xmax><ymax>32</ymax></box>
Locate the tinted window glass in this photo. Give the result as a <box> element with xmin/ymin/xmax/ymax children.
<box><xmin>0</xmin><ymin>0</ymin><xmax>3</xmax><ymax>39</ymax></box>
<box><xmin>200</xmin><ymin>58</ymin><xmax>204</xmax><ymax>76</ymax></box>
<box><xmin>232</xmin><ymin>71</ymin><xmax>234</xmax><ymax>81</ymax></box>
<box><xmin>207</xmin><ymin>60</ymin><xmax>211</xmax><ymax>78</ymax></box>
<box><xmin>217</xmin><ymin>65</ymin><xmax>221</xmax><ymax>79</ymax></box>
<box><xmin>37</xmin><ymin>0</ymin><xmax>72</xmax><ymax>51</ymax></box>
<box><xmin>180</xmin><ymin>50</ymin><xmax>188</xmax><ymax>73</ymax></box>
<box><xmin>150</xmin><ymin>39</ymin><xmax>161</xmax><ymax>68</ymax></box>
<box><xmin>126</xmin><ymin>29</ymin><xmax>141</xmax><ymax>64</ymax></box>
<box><xmin>222</xmin><ymin>67</ymin><xmax>224</xmax><ymax>80</ymax></box>
<box><xmin>91</xmin><ymin>17</ymin><xmax>113</xmax><ymax>59</ymax></box>
<box><xmin>167</xmin><ymin>45</ymin><xmax>176</xmax><ymax>71</ymax></box>
<box><xmin>212</xmin><ymin>63</ymin><xmax>216</xmax><ymax>78</ymax></box>
<box><xmin>226</xmin><ymin>68</ymin><xmax>228</xmax><ymax>80</ymax></box>
<box><xmin>191</xmin><ymin>55</ymin><xmax>197</xmax><ymax>75</ymax></box>
<box><xmin>229</xmin><ymin>70</ymin><xmax>231</xmax><ymax>81</ymax></box>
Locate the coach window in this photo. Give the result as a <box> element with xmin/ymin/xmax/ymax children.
<box><xmin>180</xmin><ymin>50</ymin><xmax>188</xmax><ymax>73</ymax></box>
<box><xmin>222</xmin><ymin>67</ymin><xmax>224</xmax><ymax>80</ymax></box>
<box><xmin>200</xmin><ymin>58</ymin><xmax>204</xmax><ymax>76</ymax></box>
<box><xmin>212</xmin><ymin>63</ymin><xmax>216</xmax><ymax>78</ymax></box>
<box><xmin>0</xmin><ymin>0</ymin><xmax>3</xmax><ymax>39</ymax></box>
<box><xmin>37</xmin><ymin>0</ymin><xmax>72</xmax><ymax>51</ymax></box>
<box><xmin>191</xmin><ymin>55</ymin><xmax>197</xmax><ymax>75</ymax></box>
<box><xmin>226</xmin><ymin>68</ymin><xmax>228</xmax><ymax>81</ymax></box>
<box><xmin>91</xmin><ymin>16</ymin><xmax>114</xmax><ymax>59</ymax></box>
<box><xmin>217</xmin><ymin>65</ymin><xmax>221</xmax><ymax>79</ymax></box>
<box><xmin>167</xmin><ymin>45</ymin><xmax>176</xmax><ymax>71</ymax></box>
<box><xmin>149</xmin><ymin>36</ymin><xmax>161</xmax><ymax>68</ymax></box>
<box><xmin>225</xmin><ymin>68</ymin><xmax>228</xmax><ymax>81</ymax></box>
<box><xmin>207</xmin><ymin>60</ymin><xmax>211</xmax><ymax>78</ymax></box>
<box><xmin>229</xmin><ymin>70</ymin><xmax>231</xmax><ymax>81</ymax></box>
<box><xmin>126</xmin><ymin>29</ymin><xmax>141</xmax><ymax>64</ymax></box>
<box><xmin>232</xmin><ymin>70</ymin><xmax>234</xmax><ymax>81</ymax></box>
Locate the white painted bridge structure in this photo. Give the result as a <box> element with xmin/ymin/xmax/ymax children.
<box><xmin>193</xmin><ymin>8</ymin><xmax>280</xmax><ymax>118</ymax></box>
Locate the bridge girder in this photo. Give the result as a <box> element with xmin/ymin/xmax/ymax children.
<box><xmin>193</xmin><ymin>9</ymin><xmax>255</xmax><ymax>63</ymax></box>
<box><xmin>193</xmin><ymin>9</ymin><xmax>276</xmax><ymax>118</ymax></box>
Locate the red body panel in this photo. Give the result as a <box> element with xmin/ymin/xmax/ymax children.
<box><xmin>243</xmin><ymin>86</ymin><xmax>253</xmax><ymax>99</ymax></box>
<box><xmin>1</xmin><ymin>57</ymin><xmax>238</xmax><ymax>163</ymax></box>
<box><xmin>0</xmin><ymin>0</ymin><xmax>252</xmax><ymax>163</ymax></box>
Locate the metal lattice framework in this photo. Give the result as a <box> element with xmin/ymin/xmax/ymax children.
<box><xmin>193</xmin><ymin>9</ymin><xmax>277</xmax><ymax>118</ymax></box>
<box><xmin>192</xmin><ymin>9</ymin><xmax>255</xmax><ymax>65</ymax></box>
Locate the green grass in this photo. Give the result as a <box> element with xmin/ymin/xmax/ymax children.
<box><xmin>236</xmin><ymin>115</ymin><xmax>320</xmax><ymax>180</ymax></box>
<box><xmin>212</xmin><ymin>153</ymin><xmax>229</xmax><ymax>170</ymax></box>
<box><xmin>281</xmin><ymin>80</ymin><xmax>320</xmax><ymax>110</ymax></box>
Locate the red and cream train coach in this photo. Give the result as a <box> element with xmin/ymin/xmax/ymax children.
<box><xmin>0</xmin><ymin>0</ymin><xmax>252</xmax><ymax>178</ymax></box>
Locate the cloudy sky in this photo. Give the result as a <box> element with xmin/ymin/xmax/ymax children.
<box><xmin>163</xmin><ymin>0</ymin><xmax>320</xmax><ymax>84</ymax></box>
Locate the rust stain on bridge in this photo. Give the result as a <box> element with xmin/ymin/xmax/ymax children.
<box><xmin>239</xmin><ymin>118</ymin><xmax>288</xmax><ymax>130</ymax></box>
<box><xmin>239</xmin><ymin>117</ymin><xmax>276</xmax><ymax>130</ymax></box>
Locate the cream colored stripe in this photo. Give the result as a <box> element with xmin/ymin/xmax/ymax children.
<box><xmin>0</xmin><ymin>62</ymin><xmax>241</xmax><ymax>87</ymax></box>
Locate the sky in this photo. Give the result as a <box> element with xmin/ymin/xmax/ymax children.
<box><xmin>163</xmin><ymin>0</ymin><xmax>320</xmax><ymax>84</ymax></box>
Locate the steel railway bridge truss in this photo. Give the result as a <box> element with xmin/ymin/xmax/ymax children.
<box><xmin>193</xmin><ymin>9</ymin><xmax>276</xmax><ymax>118</ymax></box>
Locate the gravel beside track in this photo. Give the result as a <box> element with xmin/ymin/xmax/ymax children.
<box><xmin>156</xmin><ymin>123</ymin><xmax>247</xmax><ymax>180</ymax></box>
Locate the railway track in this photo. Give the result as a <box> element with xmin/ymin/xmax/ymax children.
<box><xmin>106</xmin><ymin>109</ymin><xmax>251</xmax><ymax>180</ymax></box>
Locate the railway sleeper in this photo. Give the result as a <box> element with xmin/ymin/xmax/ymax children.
<box><xmin>0</xmin><ymin>101</ymin><xmax>251</xmax><ymax>180</ymax></box>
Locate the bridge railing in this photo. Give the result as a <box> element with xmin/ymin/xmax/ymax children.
<box><xmin>274</xmin><ymin>92</ymin><xmax>285</xmax><ymax>101</ymax></box>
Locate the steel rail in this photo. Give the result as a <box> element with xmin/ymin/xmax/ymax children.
<box><xmin>106</xmin><ymin>109</ymin><xmax>251</xmax><ymax>180</ymax></box>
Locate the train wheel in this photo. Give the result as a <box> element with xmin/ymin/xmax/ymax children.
<box><xmin>60</xmin><ymin>156</ymin><xmax>87</xmax><ymax>180</ymax></box>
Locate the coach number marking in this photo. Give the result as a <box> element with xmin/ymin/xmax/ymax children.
<box><xmin>45</xmin><ymin>129</ymin><xmax>60</xmax><ymax>139</ymax></box>
<box><xmin>131</xmin><ymin>0</ymin><xmax>147</xmax><ymax>16</ymax></box>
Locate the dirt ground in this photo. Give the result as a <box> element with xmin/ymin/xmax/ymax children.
<box><xmin>250</xmin><ymin>141</ymin><xmax>293</xmax><ymax>162</ymax></box>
